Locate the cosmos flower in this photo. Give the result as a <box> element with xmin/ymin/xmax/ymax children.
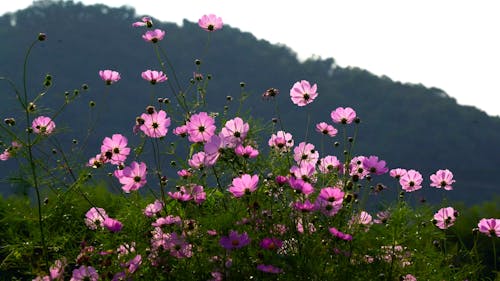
<box><xmin>99</xmin><ymin>69</ymin><xmax>121</xmax><ymax>85</ymax></box>
<box><xmin>290</xmin><ymin>80</ymin><xmax>318</xmax><ymax>106</ymax></box>
<box><xmin>198</xmin><ymin>14</ymin><xmax>223</xmax><ymax>31</ymax></box>
<box><xmin>32</xmin><ymin>116</ymin><xmax>56</xmax><ymax>135</ymax></box>
<box><xmin>430</xmin><ymin>169</ymin><xmax>455</xmax><ymax>190</ymax></box>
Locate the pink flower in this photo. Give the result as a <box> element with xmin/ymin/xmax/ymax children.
<box><xmin>103</xmin><ymin>217</ymin><xmax>123</xmax><ymax>232</ymax></box>
<box><xmin>477</xmin><ymin>218</ymin><xmax>500</xmax><ymax>237</ymax></box>
<box><xmin>70</xmin><ymin>265</ymin><xmax>99</xmax><ymax>281</ymax></box>
<box><xmin>100</xmin><ymin>134</ymin><xmax>130</xmax><ymax>165</ymax></box>
<box><xmin>319</xmin><ymin>155</ymin><xmax>343</xmax><ymax>174</ymax></box>
<box><xmin>290</xmin><ymin>80</ymin><xmax>318</xmax><ymax>106</ymax></box>
<box><xmin>268</xmin><ymin>130</ymin><xmax>294</xmax><ymax>152</ymax></box>
<box><xmin>186</xmin><ymin>112</ymin><xmax>216</xmax><ymax>143</ymax></box>
<box><xmin>350</xmin><ymin>211</ymin><xmax>373</xmax><ymax>228</ymax></box>
<box><xmin>288</xmin><ymin>178</ymin><xmax>314</xmax><ymax>196</ymax></box>
<box><xmin>228</xmin><ymin>174</ymin><xmax>259</xmax><ymax>198</ymax></box>
<box><xmin>289</xmin><ymin>162</ymin><xmax>316</xmax><ymax>182</ymax></box>
<box><xmin>173</xmin><ymin>124</ymin><xmax>188</xmax><ymax>137</ymax></box>
<box><xmin>433</xmin><ymin>207</ymin><xmax>458</xmax><ymax>230</ymax></box>
<box><xmin>390</xmin><ymin>168</ymin><xmax>407</xmax><ymax>179</ymax></box>
<box><xmin>152</xmin><ymin>215</ymin><xmax>182</xmax><ymax>227</ymax></box>
<box><xmin>292</xmin><ymin>199</ymin><xmax>316</xmax><ymax>212</ymax></box>
<box><xmin>349</xmin><ymin>156</ymin><xmax>369</xmax><ymax>180</ymax></box>
<box><xmin>32</xmin><ymin>116</ymin><xmax>55</xmax><ymax>135</ymax></box>
<box><xmin>166</xmin><ymin>232</ymin><xmax>193</xmax><ymax>258</ymax></box>
<box><xmin>430</xmin><ymin>169</ymin><xmax>455</xmax><ymax>190</ymax></box>
<box><xmin>139</xmin><ymin>110</ymin><xmax>171</xmax><ymax>138</ymax></box>
<box><xmin>116</xmin><ymin>161</ymin><xmax>147</xmax><ymax>193</ymax></box>
<box><xmin>99</xmin><ymin>69</ymin><xmax>121</xmax><ymax>85</ymax></box>
<box><xmin>142</xmin><ymin>29</ymin><xmax>165</xmax><ymax>43</ymax></box>
<box><xmin>177</xmin><ymin>169</ymin><xmax>192</xmax><ymax>179</ymax></box>
<box><xmin>234</xmin><ymin>144</ymin><xmax>259</xmax><ymax>158</ymax></box>
<box><xmin>0</xmin><ymin>141</ymin><xmax>22</xmax><ymax>161</ymax></box>
<box><xmin>219</xmin><ymin>117</ymin><xmax>249</xmax><ymax>147</ymax></box>
<box><xmin>141</xmin><ymin>70</ymin><xmax>167</xmax><ymax>84</ymax></box>
<box><xmin>363</xmin><ymin>155</ymin><xmax>389</xmax><ymax>175</ymax></box>
<box><xmin>256</xmin><ymin>264</ymin><xmax>283</xmax><ymax>274</ymax></box>
<box><xmin>315</xmin><ymin>187</ymin><xmax>344</xmax><ymax>216</ymax></box>
<box><xmin>204</xmin><ymin>135</ymin><xmax>226</xmax><ymax>165</ymax></box>
<box><xmin>259</xmin><ymin>237</ymin><xmax>283</xmax><ymax>250</ymax></box>
<box><xmin>219</xmin><ymin>230</ymin><xmax>251</xmax><ymax>250</ymax></box>
<box><xmin>293</xmin><ymin>142</ymin><xmax>319</xmax><ymax>165</ymax></box>
<box><xmin>315</xmin><ymin>122</ymin><xmax>338</xmax><ymax>137</ymax></box>
<box><xmin>198</xmin><ymin>14</ymin><xmax>223</xmax><ymax>31</ymax></box>
<box><xmin>188</xmin><ymin>151</ymin><xmax>215</xmax><ymax>169</ymax></box>
<box><xmin>399</xmin><ymin>169</ymin><xmax>423</xmax><ymax>192</ymax></box>
<box><xmin>144</xmin><ymin>200</ymin><xmax>164</xmax><ymax>217</ymax></box>
<box><xmin>329</xmin><ymin>227</ymin><xmax>353</xmax><ymax>241</ymax></box>
<box><xmin>125</xmin><ymin>254</ymin><xmax>142</xmax><ymax>273</ymax></box>
<box><xmin>84</xmin><ymin>207</ymin><xmax>108</xmax><ymax>230</ymax></box>
<box><xmin>132</xmin><ymin>16</ymin><xmax>152</xmax><ymax>27</ymax></box>
<box><xmin>401</xmin><ymin>274</ymin><xmax>417</xmax><ymax>281</ymax></box>
<box><xmin>331</xmin><ymin>107</ymin><xmax>356</xmax><ymax>124</ymax></box>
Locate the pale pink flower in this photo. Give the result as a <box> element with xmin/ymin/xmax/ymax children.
<box><xmin>315</xmin><ymin>122</ymin><xmax>338</xmax><ymax>137</ymax></box>
<box><xmin>188</xmin><ymin>151</ymin><xmax>215</xmax><ymax>169</ymax></box>
<box><xmin>289</xmin><ymin>162</ymin><xmax>316</xmax><ymax>183</ymax></box>
<box><xmin>350</xmin><ymin>211</ymin><xmax>373</xmax><ymax>230</ymax></box>
<box><xmin>87</xmin><ymin>153</ymin><xmax>105</xmax><ymax>168</ymax></box>
<box><xmin>430</xmin><ymin>169</ymin><xmax>455</xmax><ymax>190</ymax></box>
<box><xmin>173</xmin><ymin>124</ymin><xmax>188</xmax><ymax>137</ymax></box>
<box><xmin>198</xmin><ymin>14</ymin><xmax>223</xmax><ymax>31</ymax></box>
<box><xmin>315</xmin><ymin>187</ymin><xmax>344</xmax><ymax>216</ymax></box>
<box><xmin>268</xmin><ymin>130</ymin><xmax>294</xmax><ymax>152</ymax></box>
<box><xmin>433</xmin><ymin>207</ymin><xmax>458</xmax><ymax>230</ymax></box>
<box><xmin>100</xmin><ymin>134</ymin><xmax>130</xmax><ymax>165</ymax></box>
<box><xmin>477</xmin><ymin>218</ymin><xmax>500</xmax><ymax>237</ymax></box>
<box><xmin>48</xmin><ymin>259</ymin><xmax>66</xmax><ymax>280</ymax></box>
<box><xmin>152</xmin><ymin>215</ymin><xmax>182</xmax><ymax>227</ymax></box>
<box><xmin>132</xmin><ymin>16</ymin><xmax>152</xmax><ymax>27</ymax></box>
<box><xmin>228</xmin><ymin>174</ymin><xmax>259</xmax><ymax>198</ymax></box>
<box><xmin>390</xmin><ymin>168</ymin><xmax>407</xmax><ymax>179</ymax></box>
<box><xmin>290</xmin><ymin>80</ymin><xmax>318</xmax><ymax>106</ymax></box>
<box><xmin>141</xmin><ymin>70</ymin><xmax>167</xmax><ymax>84</ymax></box>
<box><xmin>177</xmin><ymin>169</ymin><xmax>192</xmax><ymax>179</ymax></box>
<box><xmin>116</xmin><ymin>161</ymin><xmax>147</xmax><ymax>193</ymax></box>
<box><xmin>70</xmin><ymin>265</ymin><xmax>98</xmax><ymax>281</ymax></box>
<box><xmin>401</xmin><ymin>274</ymin><xmax>417</xmax><ymax>281</ymax></box>
<box><xmin>349</xmin><ymin>156</ymin><xmax>369</xmax><ymax>180</ymax></box>
<box><xmin>142</xmin><ymin>29</ymin><xmax>165</xmax><ymax>43</ymax></box>
<box><xmin>331</xmin><ymin>107</ymin><xmax>356</xmax><ymax>124</ymax></box>
<box><xmin>85</xmin><ymin>207</ymin><xmax>108</xmax><ymax>230</ymax></box>
<box><xmin>186</xmin><ymin>112</ymin><xmax>216</xmax><ymax>143</ymax></box>
<box><xmin>399</xmin><ymin>169</ymin><xmax>423</xmax><ymax>192</ymax></box>
<box><xmin>220</xmin><ymin>117</ymin><xmax>249</xmax><ymax>147</ymax></box>
<box><xmin>99</xmin><ymin>69</ymin><xmax>121</xmax><ymax>85</ymax></box>
<box><xmin>139</xmin><ymin>110</ymin><xmax>171</xmax><ymax>138</ymax></box>
<box><xmin>0</xmin><ymin>141</ymin><xmax>22</xmax><ymax>161</ymax></box>
<box><xmin>293</xmin><ymin>142</ymin><xmax>319</xmax><ymax>165</ymax></box>
<box><xmin>234</xmin><ymin>144</ymin><xmax>259</xmax><ymax>158</ymax></box>
<box><xmin>319</xmin><ymin>155</ymin><xmax>343</xmax><ymax>174</ymax></box>
<box><xmin>144</xmin><ymin>200</ymin><xmax>164</xmax><ymax>217</ymax></box>
<box><xmin>32</xmin><ymin>116</ymin><xmax>56</xmax><ymax>135</ymax></box>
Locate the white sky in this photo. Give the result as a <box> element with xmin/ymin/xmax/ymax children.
<box><xmin>2</xmin><ymin>0</ymin><xmax>500</xmax><ymax>117</ymax></box>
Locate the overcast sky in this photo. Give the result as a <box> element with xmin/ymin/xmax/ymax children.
<box><xmin>2</xmin><ymin>0</ymin><xmax>500</xmax><ymax>117</ymax></box>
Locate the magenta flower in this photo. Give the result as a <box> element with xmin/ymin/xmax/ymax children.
<box><xmin>433</xmin><ymin>207</ymin><xmax>458</xmax><ymax>230</ymax></box>
<box><xmin>292</xmin><ymin>199</ymin><xmax>316</xmax><ymax>212</ymax></box>
<box><xmin>103</xmin><ymin>217</ymin><xmax>123</xmax><ymax>232</ymax></box>
<box><xmin>84</xmin><ymin>207</ymin><xmax>108</xmax><ymax>230</ymax></box>
<box><xmin>228</xmin><ymin>174</ymin><xmax>259</xmax><ymax>198</ymax></box>
<box><xmin>259</xmin><ymin>237</ymin><xmax>283</xmax><ymax>250</ymax></box>
<box><xmin>139</xmin><ymin>110</ymin><xmax>171</xmax><ymax>138</ymax></box>
<box><xmin>70</xmin><ymin>265</ymin><xmax>99</xmax><ymax>281</ymax></box>
<box><xmin>288</xmin><ymin>178</ymin><xmax>314</xmax><ymax>196</ymax></box>
<box><xmin>100</xmin><ymin>134</ymin><xmax>130</xmax><ymax>165</ymax></box>
<box><xmin>116</xmin><ymin>161</ymin><xmax>147</xmax><ymax>193</ymax></box>
<box><xmin>204</xmin><ymin>135</ymin><xmax>226</xmax><ymax>165</ymax></box>
<box><xmin>32</xmin><ymin>116</ymin><xmax>56</xmax><ymax>135</ymax></box>
<box><xmin>142</xmin><ymin>29</ymin><xmax>165</xmax><ymax>43</ymax></box>
<box><xmin>315</xmin><ymin>187</ymin><xmax>344</xmax><ymax>216</ymax></box>
<box><xmin>166</xmin><ymin>232</ymin><xmax>193</xmax><ymax>258</ymax></box>
<box><xmin>220</xmin><ymin>117</ymin><xmax>249</xmax><ymax>147</ymax></box>
<box><xmin>186</xmin><ymin>112</ymin><xmax>216</xmax><ymax>143</ymax></box>
<box><xmin>329</xmin><ymin>227</ymin><xmax>353</xmax><ymax>241</ymax></box>
<box><xmin>132</xmin><ymin>16</ymin><xmax>152</xmax><ymax>27</ymax></box>
<box><xmin>268</xmin><ymin>130</ymin><xmax>294</xmax><ymax>152</ymax></box>
<box><xmin>390</xmin><ymin>168</ymin><xmax>407</xmax><ymax>179</ymax></box>
<box><xmin>315</xmin><ymin>122</ymin><xmax>338</xmax><ymax>137</ymax></box>
<box><xmin>126</xmin><ymin>254</ymin><xmax>142</xmax><ymax>273</ymax></box>
<box><xmin>99</xmin><ymin>69</ymin><xmax>121</xmax><ymax>85</ymax></box>
<box><xmin>141</xmin><ymin>70</ymin><xmax>167</xmax><ymax>84</ymax></box>
<box><xmin>331</xmin><ymin>107</ymin><xmax>356</xmax><ymax>124</ymax></box>
<box><xmin>234</xmin><ymin>144</ymin><xmax>259</xmax><ymax>158</ymax></box>
<box><xmin>290</xmin><ymin>80</ymin><xmax>318</xmax><ymax>106</ymax></box>
<box><xmin>144</xmin><ymin>199</ymin><xmax>164</xmax><ymax>217</ymax></box>
<box><xmin>198</xmin><ymin>14</ymin><xmax>223</xmax><ymax>31</ymax></box>
<box><xmin>168</xmin><ymin>186</ymin><xmax>193</xmax><ymax>202</ymax></box>
<box><xmin>256</xmin><ymin>264</ymin><xmax>283</xmax><ymax>274</ymax></box>
<box><xmin>219</xmin><ymin>230</ymin><xmax>251</xmax><ymax>250</ymax></box>
<box><xmin>399</xmin><ymin>169</ymin><xmax>423</xmax><ymax>192</ymax></box>
<box><xmin>430</xmin><ymin>169</ymin><xmax>456</xmax><ymax>190</ymax></box>
<box><xmin>363</xmin><ymin>155</ymin><xmax>389</xmax><ymax>175</ymax></box>
<box><xmin>293</xmin><ymin>142</ymin><xmax>319</xmax><ymax>165</ymax></box>
<box><xmin>477</xmin><ymin>218</ymin><xmax>500</xmax><ymax>237</ymax></box>
<box><xmin>319</xmin><ymin>155</ymin><xmax>343</xmax><ymax>174</ymax></box>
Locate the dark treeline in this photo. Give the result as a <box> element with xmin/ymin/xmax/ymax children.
<box><xmin>0</xmin><ymin>0</ymin><xmax>499</xmax><ymax>205</ymax></box>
